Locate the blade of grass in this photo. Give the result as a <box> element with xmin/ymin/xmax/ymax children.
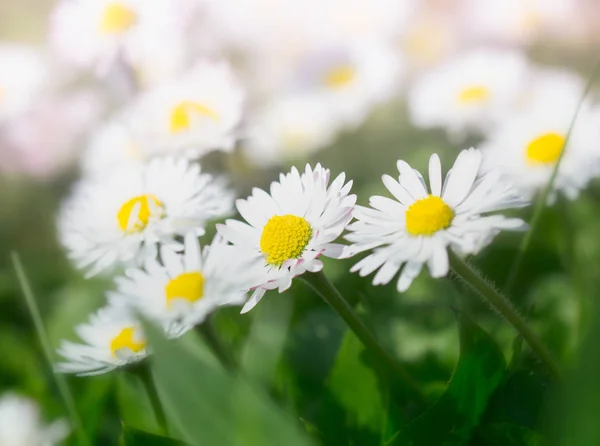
<box><xmin>504</xmin><ymin>58</ymin><xmax>600</xmax><ymax>295</ymax></box>
<box><xmin>11</xmin><ymin>252</ymin><xmax>89</xmax><ymax>446</ymax></box>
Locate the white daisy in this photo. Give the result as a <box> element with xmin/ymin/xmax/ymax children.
<box><xmin>56</xmin><ymin>304</ymin><xmax>148</xmax><ymax>376</ymax></box>
<box><xmin>128</xmin><ymin>60</ymin><xmax>245</xmax><ymax>157</ymax></box>
<box><xmin>0</xmin><ymin>393</ymin><xmax>69</xmax><ymax>446</ymax></box>
<box><xmin>0</xmin><ymin>43</ymin><xmax>47</xmax><ymax>123</ymax></box>
<box><xmin>244</xmin><ymin>93</ymin><xmax>339</xmax><ymax>167</ymax></box>
<box><xmin>344</xmin><ymin>148</ymin><xmax>528</xmax><ymax>292</ymax></box>
<box><xmin>217</xmin><ymin>164</ymin><xmax>356</xmax><ymax>313</ymax></box>
<box><xmin>481</xmin><ymin>69</ymin><xmax>600</xmax><ymax>201</ymax></box>
<box><xmin>58</xmin><ymin>156</ymin><xmax>234</xmax><ymax>277</ymax></box>
<box><xmin>48</xmin><ymin>0</ymin><xmax>191</xmax><ymax>73</ymax></box>
<box><xmin>407</xmin><ymin>48</ymin><xmax>529</xmax><ymax>136</ymax></box>
<box><xmin>110</xmin><ymin>233</ymin><xmax>258</xmax><ymax>336</ymax></box>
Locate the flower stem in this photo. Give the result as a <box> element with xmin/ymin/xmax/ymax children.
<box><xmin>449</xmin><ymin>251</ymin><xmax>562</xmax><ymax>381</ymax></box>
<box><xmin>136</xmin><ymin>364</ymin><xmax>169</xmax><ymax>435</ymax></box>
<box><xmin>302</xmin><ymin>271</ymin><xmax>422</xmax><ymax>398</ymax></box>
<box><xmin>196</xmin><ymin>316</ymin><xmax>236</xmax><ymax>371</ymax></box>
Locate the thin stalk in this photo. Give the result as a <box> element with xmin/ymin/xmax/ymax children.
<box><xmin>11</xmin><ymin>252</ymin><xmax>89</xmax><ymax>446</ymax></box>
<box><xmin>449</xmin><ymin>252</ymin><xmax>562</xmax><ymax>381</ymax></box>
<box><xmin>302</xmin><ymin>271</ymin><xmax>421</xmax><ymax>397</ymax></box>
<box><xmin>196</xmin><ymin>316</ymin><xmax>236</xmax><ymax>371</ymax></box>
<box><xmin>504</xmin><ymin>58</ymin><xmax>600</xmax><ymax>295</ymax></box>
<box><xmin>136</xmin><ymin>364</ymin><xmax>168</xmax><ymax>435</ymax></box>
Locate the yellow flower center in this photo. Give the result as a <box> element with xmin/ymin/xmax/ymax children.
<box><xmin>165</xmin><ymin>272</ymin><xmax>204</xmax><ymax>307</ymax></box>
<box><xmin>323</xmin><ymin>65</ymin><xmax>356</xmax><ymax>89</ymax></box>
<box><xmin>457</xmin><ymin>85</ymin><xmax>490</xmax><ymax>105</ymax></box>
<box><xmin>110</xmin><ymin>327</ymin><xmax>146</xmax><ymax>357</ymax></box>
<box><xmin>525</xmin><ymin>132</ymin><xmax>565</xmax><ymax>165</ymax></box>
<box><xmin>260</xmin><ymin>214</ymin><xmax>312</xmax><ymax>266</ymax></box>
<box><xmin>405</xmin><ymin>195</ymin><xmax>454</xmax><ymax>236</ymax></box>
<box><xmin>169</xmin><ymin>101</ymin><xmax>220</xmax><ymax>134</ymax></box>
<box><xmin>99</xmin><ymin>2</ymin><xmax>137</xmax><ymax>34</ymax></box>
<box><xmin>117</xmin><ymin>194</ymin><xmax>164</xmax><ymax>233</ymax></box>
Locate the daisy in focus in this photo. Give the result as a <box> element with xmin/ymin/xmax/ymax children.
<box><xmin>218</xmin><ymin>164</ymin><xmax>356</xmax><ymax>313</ymax></box>
<box><xmin>481</xmin><ymin>70</ymin><xmax>600</xmax><ymax>201</ymax></box>
<box><xmin>58</xmin><ymin>156</ymin><xmax>233</xmax><ymax>277</ymax></box>
<box><xmin>111</xmin><ymin>233</ymin><xmax>258</xmax><ymax>336</ymax></box>
<box><xmin>0</xmin><ymin>393</ymin><xmax>69</xmax><ymax>446</ymax></box>
<box><xmin>344</xmin><ymin>148</ymin><xmax>528</xmax><ymax>292</ymax></box>
<box><xmin>56</xmin><ymin>304</ymin><xmax>148</xmax><ymax>375</ymax></box>
<box><xmin>49</xmin><ymin>0</ymin><xmax>190</xmax><ymax>72</ymax></box>
<box><xmin>407</xmin><ymin>49</ymin><xmax>528</xmax><ymax>136</ymax></box>
<box><xmin>128</xmin><ymin>60</ymin><xmax>245</xmax><ymax>156</ymax></box>
<box><xmin>0</xmin><ymin>43</ymin><xmax>47</xmax><ymax>123</ymax></box>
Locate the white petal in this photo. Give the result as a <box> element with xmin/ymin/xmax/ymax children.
<box><xmin>442</xmin><ymin>148</ymin><xmax>481</xmax><ymax>207</ymax></box>
<box><xmin>429</xmin><ymin>153</ymin><xmax>442</xmax><ymax>196</ymax></box>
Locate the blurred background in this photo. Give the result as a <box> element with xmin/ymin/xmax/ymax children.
<box><xmin>2</xmin><ymin>0</ymin><xmax>600</xmax><ymax>444</ymax></box>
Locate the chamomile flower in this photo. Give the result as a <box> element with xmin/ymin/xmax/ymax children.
<box><xmin>218</xmin><ymin>164</ymin><xmax>356</xmax><ymax>313</ymax></box>
<box><xmin>481</xmin><ymin>70</ymin><xmax>600</xmax><ymax>200</ymax></box>
<box><xmin>111</xmin><ymin>233</ymin><xmax>258</xmax><ymax>336</ymax></box>
<box><xmin>58</xmin><ymin>156</ymin><xmax>233</xmax><ymax>277</ymax></box>
<box><xmin>244</xmin><ymin>93</ymin><xmax>338</xmax><ymax>167</ymax></box>
<box><xmin>0</xmin><ymin>43</ymin><xmax>47</xmax><ymax>122</ymax></box>
<box><xmin>128</xmin><ymin>60</ymin><xmax>245</xmax><ymax>156</ymax></box>
<box><xmin>0</xmin><ymin>393</ymin><xmax>69</xmax><ymax>446</ymax></box>
<box><xmin>345</xmin><ymin>148</ymin><xmax>528</xmax><ymax>292</ymax></box>
<box><xmin>408</xmin><ymin>49</ymin><xmax>528</xmax><ymax>136</ymax></box>
<box><xmin>49</xmin><ymin>0</ymin><xmax>189</xmax><ymax>72</ymax></box>
<box><xmin>56</xmin><ymin>304</ymin><xmax>148</xmax><ymax>376</ymax></box>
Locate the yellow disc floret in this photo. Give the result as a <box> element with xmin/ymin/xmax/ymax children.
<box><xmin>457</xmin><ymin>85</ymin><xmax>490</xmax><ymax>105</ymax></box>
<box><xmin>323</xmin><ymin>65</ymin><xmax>356</xmax><ymax>88</ymax></box>
<box><xmin>525</xmin><ymin>132</ymin><xmax>564</xmax><ymax>165</ymax></box>
<box><xmin>405</xmin><ymin>195</ymin><xmax>454</xmax><ymax>236</ymax></box>
<box><xmin>165</xmin><ymin>272</ymin><xmax>204</xmax><ymax>307</ymax></box>
<box><xmin>110</xmin><ymin>327</ymin><xmax>146</xmax><ymax>357</ymax></box>
<box><xmin>169</xmin><ymin>101</ymin><xmax>220</xmax><ymax>134</ymax></box>
<box><xmin>260</xmin><ymin>214</ymin><xmax>312</xmax><ymax>266</ymax></box>
<box><xmin>100</xmin><ymin>2</ymin><xmax>137</xmax><ymax>34</ymax></box>
<box><xmin>117</xmin><ymin>194</ymin><xmax>164</xmax><ymax>233</ymax></box>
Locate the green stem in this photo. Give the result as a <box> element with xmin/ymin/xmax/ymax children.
<box><xmin>11</xmin><ymin>253</ymin><xmax>89</xmax><ymax>446</ymax></box>
<box><xmin>302</xmin><ymin>271</ymin><xmax>421</xmax><ymax>397</ymax></box>
<box><xmin>504</xmin><ymin>57</ymin><xmax>600</xmax><ymax>295</ymax></box>
<box><xmin>449</xmin><ymin>252</ymin><xmax>562</xmax><ymax>381</ymax></box>
<box><xmin>136</xmin><ymin>364</ymin><xmax>168</xmax><ymax>435</ymax></box>
<box><xmin>196</xmin><ymin>316</ymin><xmax>236</xmax><ymax>371</ymax></box>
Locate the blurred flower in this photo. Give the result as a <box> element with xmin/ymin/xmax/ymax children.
<box><xmin>56</xmin><ymin>304</ymin><xmax>148</xmax><ymax>375</ymax></box>
<box><xmin>111</xmin><ymin>233</ymin><xmax>257</xmax><ymax>336</ymax></box>
<box><xmin>49</xmin><ymin>0</ymin><xmax>192</xmax><ymax>73</ymax></box>
<box><xmin>344</xmin><ymin>148</ymin><xmax>528</xmax><ymax>292</ymax></box>
<box><xmin>218</xmin><ymin>164</ymin><xmax>355</xmax><ymax>313</ymax></box>
<box><xmin>0</xmin><ymin>393</ymin><xmax>69</xmax><ymax>446</ymax></box>
<box><xmin>58</xmin><ymin>157</ymin><xmax>233</xmax><ymax>277</ymax></box>
<box><xmin>127</xmin><ymin>59</ymin><xmax>245</xmax><ymax>156</ymax></box>
<box><xmin>407</xmin><ymin>48</ymin><xmax>529</xmax><ymax>137</ymax></box>
<box><xmin>481</xmin><ymin>69</ymin><xmax>600</xmax><ymax>201</ymax></box>
<box><xmin>0</xmin><ymin>43</ymin><xmax>48</xmax><ymax>123</ymax></box>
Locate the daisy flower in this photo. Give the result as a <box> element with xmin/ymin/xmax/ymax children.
<box><xmin>0</xmin><ymin>43</ymin><xmax>47</xmax><ymax>123</ymax></box>
<box><xmin>58</xmin><ymin>156</ymin><xmax>233</xmax><ymax>277</ymax></box>
<box><xmin>111</xmin><ymin>233</ymin><xmax>259</xmax><ymax>336</ymax></box>
<box><xmin>407</xmin><ymin>48</ymin><xmax>528</xmax><ymax>136</ymax></box>
<box><xmin>49</xmin><ymin>0</ymin><xmax>191</xmax><ymax>73</ymax></box>
<box><xmin>481</xmin><ymin>70</ymin><xmax>600</xmax><ymax>200</ymax></box>
<box><xmin>217</xmin><ymin>164</ymin><xmax>356</xmax><ymax>313</ymax></box>
<box><xmin>56</xmin><ymin>304</ymin><xmax>148</xmax><ymax>376</ymax></box>
<box><xmin>0</xmin><ymin>393</ymin><xmax>69</xmax><ymax>446</ymax></box>
<box><xmin>344</xmin><ymin>148</ymin><xmax>528</xmax><ymax>292</ymax></box>
<box><xmin>128</xmin><ymin>60</ymin><xmax>245</xmax><ymax>157</ymax></box>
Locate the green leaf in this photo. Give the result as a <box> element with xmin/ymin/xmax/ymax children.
<box><xmin>327</xmin><ymin>329</ymin><xmax>385</xmax><ymax>432</ymax></box>
<box><xmin>389</xmin><ymin>315</ymin><xmax>506</xmax><ymax>446</ymax></box>
<box><xmin>143</xmin><ymin>321</ymin><xmax>314</xmax><ymax>446</ymax></box>
<box><xmin>120</xmin><ymin>424</ymin><xmax>189</xmax><ymax>445</ymax></box>
<box><xmin>472</xmin><ymin>423</ymin><xmax>541</xmax><ymax>446</ymax></box>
